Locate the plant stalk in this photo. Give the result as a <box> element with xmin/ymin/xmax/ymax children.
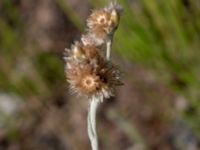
<box><xmin>88</xmin><ymin>97</ymin><xmax>101</xmax><ymax>150</ymax></box>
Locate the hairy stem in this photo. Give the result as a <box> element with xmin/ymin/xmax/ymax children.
<box><xmin>106</xmin><ymin>39</ymin><xmax>112</xmax><ymax>60</ymax></box>
<box><xmin>88</xmin><ymin>97</ymin><xmax>101</xmax><ymax>150</ymax></box>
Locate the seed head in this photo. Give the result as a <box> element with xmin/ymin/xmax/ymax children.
<box><xmin>64</xmin><ymin>2</ymin><xmax>123</xmax><ymax>100</ymax></box>
<box><xmin>87</xmin><ymin>3</ymin><xmax>122</xmax><ymax>35</ymax></box>
<box><xmin>64</xmin><ymin>41</ymin><xmax>102</xmax><ymax>63</ymax></box>
<box><xmin>84</xmin><ymin>2</ymin><xmax>123</xmax><ymax>47</ymax></box>
<box><xmin>65</xmin><ymin>56</ymin><xmax>122</xmax><ymax>99</ymax></box>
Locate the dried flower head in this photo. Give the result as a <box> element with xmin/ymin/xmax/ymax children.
<box><xmin>64</xmin><ymin>41</ymin><xmax>101</xmax><ymax>62</ymax></box>
<box><xmin>64</xmin><ymin>2</ymin><xmax>123</xmax><ymax>100</ymax></box>
<box><xmin>87</xmin><ymin>2</ymin><xmax>122</xmax><ymax>35</ymax></box>
<box><xmin>83</xmin><ymin>2</ymin><xmax>123</xmax><ymax>47</ymax></box>
<box><xmin>65</xmin><ymin>55</ymin><xmax>121</xmax><ymax>99</ymax></box>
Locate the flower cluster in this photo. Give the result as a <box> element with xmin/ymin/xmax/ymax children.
<box><xmin>64</xmin><ymin>3</ymin><xmax>123</xmax><ymax>100</ymax></box>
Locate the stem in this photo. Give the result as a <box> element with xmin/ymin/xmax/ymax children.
<box><xmin>88</xmin><ymin>97</ymin><xmax>101</xmax><ymax>150</ymax></box>
<box><xmin>106</xmin><ymin>39</ymin><xmax>112</xmax><ymax>60</ymax></box>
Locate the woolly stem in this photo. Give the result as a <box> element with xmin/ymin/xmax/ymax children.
<box><xmin>88</xmin><ymin>97</ymin><xmax>101</xmax><ymax>150</ymax></box>
<box><xmin>106</xmin><ymin>39</ymin><xmax>112</xmax><ymax>60</ymax></box>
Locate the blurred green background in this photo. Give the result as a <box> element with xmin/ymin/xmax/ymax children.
<box><xmin>0</xmin><ymin>0</ymin><xmax>200</xmax><ymax>149</ymax></box>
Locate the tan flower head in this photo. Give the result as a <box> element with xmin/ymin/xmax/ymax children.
<box><xmin>64</xmin><ymin>2</ymin><xmax>123</xmax><ymax>100</ymax></box>
<box><xmin>83</xmin><ymin>2</ymin><xmax>123</xmax><ymax>49</ymax></box>
<box><xmin>65</xmin><ymin>52</ymin><xmax>122</xmax><ymax>99</ymax></box>
<box><xmin>64</xmin><ymin>41</ymin><xmax>102</xmax><ymax>63</ymax></box>
<box><xmin>87</xmin><ymin>2</ymin><xmax>122</xmax><ymax>35</ymax></box>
